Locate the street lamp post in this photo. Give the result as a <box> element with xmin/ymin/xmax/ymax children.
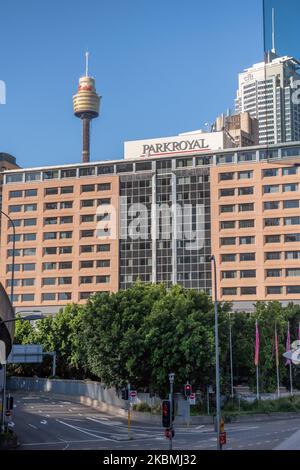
<box><xmin>168</xmin><ymin>372</ymin><xmax>175</xmax><ymax>451</ymax></box>
<box><xmin>210</xmin><ymin>255</ymin><xmax>222</xmax><ymax>451</ymax></box>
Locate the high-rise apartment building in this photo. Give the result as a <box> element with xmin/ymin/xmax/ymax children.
<box><xmin>2</xmin><ymin>135</ymin><xmax>300</xmax><ymax>313</ymax></box>
<box><xmin>235</xmin><ymin>53</ymin><xmax>300</xmax><ymax>145</ymax></box>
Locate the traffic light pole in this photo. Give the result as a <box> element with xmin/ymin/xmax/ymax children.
<box><xmin>168</xmin><ymin>373</ymin><xmax>175</xmax><ymax>451</ymax></box>
<box><xmin>127</xmin><ymin>383</ymin><xmax>131</xmax><ymax>439</ymax></box>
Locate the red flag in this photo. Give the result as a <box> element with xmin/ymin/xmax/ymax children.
<box><xmin>275</xmin><ymin>324</ymin><xmax>279</xmax><ymax>368</ymax></box>
<box><xmin>286</xmin><ymin>322</ymin><xmax>291</xmax><ymax>366</ymax></box>
<box><xmin>255</xmin><ymin>320</ymin><xmax>259</xmax><ymax>367</ymax></box>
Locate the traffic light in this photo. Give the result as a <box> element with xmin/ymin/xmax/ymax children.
<box><xmin>162</xmin><ymin>400</ymin><xmax>171</xmax><ymax>428</ymax></box>
<box><xmin>121</xmin><ymin>388</ymin><xmax>129</xmax><ymax>400</ymax></box>
<box><xmin>184</xmin><ymin>383</ymin><xmax>192</xmax><ymax>398</ymax></box>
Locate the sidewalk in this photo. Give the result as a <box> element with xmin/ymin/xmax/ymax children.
<box><xmin>275</xmin><ymin>429</ymin><xmax>300</xmax><ymax>450</ymax></box>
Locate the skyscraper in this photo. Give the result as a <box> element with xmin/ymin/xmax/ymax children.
<box><xmin>235</xmin><ymin>53</ymin><xmax>300</xmax><ymax>145</ymax></box>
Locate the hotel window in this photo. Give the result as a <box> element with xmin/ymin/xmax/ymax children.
<box><xmin>25</xmin><ymin>172</ymin><xmax>40</xmax><ymax>182</ymax></box>
<box><xmin>284</xmin><ymin>200</ymin><xmax>299</xmax><ymax>209</ymax></box>
<box><xmin>264</xmin><ymin>201</ymin><xmax>280</xmax><ymax>210</ymax></box>
<box><xmin>222</xmin><ymin>271</ymin><xmax>237</xmax><ymax>279</ymax></box>
<box><xmin>196</xmin><ymin>156</ymin><xmax>212</xmax><ymax>166</ymax></box>
<box><xmin>8</xmin><ymin>234</ymin><xmax>21</xmax><ymax>243</ymax></box>
<box><xmin>61</xmin><ymin>186</ymin><xmax>74</xmax><ymax>194</ymax></box>
<box><xmin>238</xmin><ymin>151</ymin><xmax>256</xmax><ymax>162</ymax></box>
<box><xmin>22</xmin><ymin>294</ymin><xmax>35</xmax><ymax>302</ymax></box>
<box><xmin>58</xmin><ymin>277</ymin><xmax>72</xmax><ymax>285</ymax></box>
<box><xmin>42</xmin><ymin>277</ymin><xmax>56</xmax><ymax>286</ymax></box>
<box><xmin>45</xmin><ymin>202</ymin><xmax>58</xmax><ymax>210</ymax></box>
<box><xmin>9</xmin><ymin>219</ymin><xmax>22</xmax><ymax>228</ymax></box>
<box><xmin>221</xmin><ymin>254</ymin><xmax>236</xmax><ymax>262</ymax></box>
<box><xmin>238</xmin><ymin>170</ymin><xmax>253</xmax><ymax>180</ymax></box>
<box><xmin>81</xmin><ymin>199</ymin><xmax>94</xmax><ymax>208</ymax></box>
<box><xmin>24</xmin><ymin>218</ymin><xmax>37</xmax><ymax>226</ymax></box>
<box><xmin>96</xmin><ymin>275</ymin><xmax>110</xmax><ymax>283</ymax></box>
<box><xmin>45</xmin><ymin>187</ymin><xmax>58</xmax><ymax>196</ymax></box>
<box><xmin>98</xmin><ymin>165</ymin><xmax>114</xmax><ymax>175</ymax></box>
<box><xmin>220</xmin><ymin>205</ymin><xmax>235</xmax><ymax>214</ymax></box>
<box><xmin>23</xmin><ymin>263</ymin><xmax>36</xmax><ymax>271</ymax></box>
<box><xmin>23</xmin><ymin>248</ymin><xmax>36</xmax><ymax>256</ymax></box>
<box><xmin>59</xmin><ymin>261</ymin><xmax>72</xmax><ymax>269</ymax></box>
<box><xmin>286</xmin><ymin>269</ymin><xmax>300</xmax><ymax>277</ymax></box>
<box><xmin>240</xmin><ymin>236</ymin><xmax>255</xmax><ymax>245</ymax></box>
<box><xmin>286</xmin><ymin>251</ymin><xmax>300</xmax><ymax>260</ymax></box>
<box><xmin>80</xmin><ymin>292</ymin><xmax>92</xmax><ymax>300</ymax></box>
<box><xmin>79</xmin><ymin>167</ymin><xmax>96</xmax><ymax>177</ymax></box>
<box><xmin>43</xmin><ymin>262</ymin><xmax>57</xmax><ymax>270</ymax></box>
<box><xmin>44</xmin><ymin>247</ymin><xmax>57</xmax><ymax>255</ymax></box>
<box><xmin>81</xmin><ymin>230</ymin><xmax>94</xmax><ymax>238</ymax></box>
<box><xmin>80</xmin><ymin>276</ymin><xmax>93</xmax><ymax>284</ymax></box>
<box><xmin>43</xmin><ymin>170</ymin><xmax>59</xmax><ymax>180</ymax></box>
<box><xmin>58</xmin><ymin>293</ymin><xmax>72</xmax><ymax>301</ymax></box>
<box><xmin>285</xmin><ymin>233</ymin><xmax>300</xmax><ymax>243</ymax></box>
<box><xmin>217</xmin><ymin>154</ymin><xmax>234</xmax><ymax>165</ymax></box>
<box><xmin>264</xmin><ymin>218</ymin><xmax>280</xmax><ymax>227</ymax></box>
<box><xmin>265</xmin><ymin>235</ymin><xmax>281</xmax><ymax>243</ymax></box>
<box><xmin>7</xmin><ymin>173</ymin><xmax>23</xmax><ymax>183</ymax></box>
<box><xmin>59</xmin><ymin>246</ymin><xmax>72</xmax><ymax>254</ymax></box>
<box><xmin>265</xmin><ymin>252</ymin><xmax>281</xmax><ymax>260</ymax></box>
<box><xmin>97</xmin><ymin>244</ymin><xmax>110</xmax><ymax>252</ymax></box>
<box><xmin>80</xmin><ymin>245</ymin><xmax>94</xmax><ymax>253</ymax></box>
<box><xmin>9</xmin><ymin>205</ymin><xmax>22</xmax><ymax>213</ymax></box>
<box><xmin>42</xmin><ymin>293</ymin><xmax>56</xmax><ymax>301</ymax></box>
<box><xmin>220</xmin><ymin>221</ymin><xmax>235</xmax><ymax>230</ymax></box>
<box><xmin>98</xmin><ymin>183</ymin><xmax>111</xmax><ymax>191</ymax></box>
<box><xmin>135</xmin><ymin>161</ymin><xmax>152</xmax><ymax>172</ymax></box>
<box><xmin>96</xmin><ymin>259</ymin><xmax>111</xmax><ymax>268</ymax></box>
<box><xmin>44</xmin><ymin>217</ymin><xmax>57</xmax><ymax>225</ymax></box>
<box><xmin>239</xmin><ymin>220</ymin><xmax>255</xmax><ymax>229</ymax></box>
<box><xmin>222</xmin><ymin>288</ymin><xmax>237</xmax><ymax>296</ymax></box>
<box><xmin>7</xmin><ymin>249</ymin><xmax>21</xmax><ymax>257</ymax></box>
<box><xmin>60</xmin><ymin>216</ymin><xmax>73</xmax><ymax>224</ymax></box>
<box><xmin>262</xmin><ymin>168</ymin><xmax>278</xmax><ymax>177</ymax></box>
<box><xmin>22</xmin><ymin>279</ymin><xmax>35</xmax><ymax>287</ymax></box>
<box><xmin>219</xmin><ymin>172</ymin><xmax>234</xmax><ymax>181</ymax></box>
<box><xmin>80</xmin><ymin>260</ymin><xmax>94</xmax><ymax>268</ymax></box>
<box><xmin>81</xmin><ymin>184</ymin><xmax>95</xmax><ymax>192</ymax></box>
<box><xmin>117</xmin><ymin>163</ymin><xmax>133</xmax><ymax>173</ymax></box>
<box><xmin>259</xmin><ymin>149</ymin><xmax>278</xmax><ymax>160</ymax></box>
<box><xmin>81</xmin><ymin>214</ymin><xmax>94</xmax><ymax>223</ymax></box>
<box><xmin>9</xmin><ymin>190</ymin><xmax>22</xmax><ymax>198</ymax></box>
<box><xmin>240</xmin><ymin>287</ymin><xmax>256</xmax><ymax>295</ymax></box>
<box><xmin>282</xmin><ymin>167</ymin><xmax>298</xmax><ymax>176</ymax></box>
<box><xmin>25</xmin><ymin>189</ymin><xmax>37</xmax><ymax>197</ymax></box>
<box><xmin>176</xmin><ymin>159</ymin><xmax>193</xmax><ymax>168</ymax></box>
<box><xmin>238</xmin><ymin>187</ymin><xmax>254</xmax><ymax>196</ymax></box>
<box><xmin>266</xmin><ymin>269</ymin><xmax>282</xmax><ymax>277</ymax></box>
<box><xmin>267</xmin><ymin>286</ymin><xmax>282</xmax><ymax>295</ymax></box>
<box><xmin>239</xmin><ymin>203</ymin><xmax>254</xmax><ymax>212</ymax></box>
<box><xmin>7</xmin><ymin>264</ymin><xmax>21</xmax><ymax>272</ymax></box>
<box><xmin>44</xmin><ymin>232</ymin><xmax>57</xmax><ymax>240</ymax></box>
<box><xmin>97</xmin><ymin>198</ymin><xmax>111</xmax><ymax>206</ymax></box>
<box><xmin>60</xmin><ymin>201</ymin><xmax>73</xmax><ymax>209</ymax></box>
<box><xmin>61</xmin><ymin>169</ymin><xmax>76</xmax><ymax>178</ymax></box>
<box><xmin>283</xmin><ymin>183</ymin><xmax>298</xmax><ymax>192</ymax></box>
<box><xmin>287</xmin><ymin>286</ymin><xmax>300</xmax><ymax>294</ymax></box>
<box><xmin>220</xmin><ymin>237</ymin><xmax>236</xmax><ymax>246</ymax></box>
<box><xmin>240</xmin><ymin>253</ymin><xmax>256</xmax><ymax>262</ymax></box>
<box><xmin>285</xmin><ymin>217</ymin><xmax>300</xmax><ymax>226</ymax></box>
<box><xmin>219</xmin><ymin>188</ymin><xmax>235</xmax><ymax>197</ymax></box>
<box><xmin>263</xmin><ymin>185</ymin><xmax>279</xmax><ymax>194</ymax></box>
<box><xmin>240</xmin><ymin>270</ymin><xmax>256</xmax><ymax>278</ymax></box>
<box><xmin>60</xmin><ymin>231</ymin><xmax>72</xmax><ymax>239</ymax></box>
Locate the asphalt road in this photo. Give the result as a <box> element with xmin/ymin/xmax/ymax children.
<box><xmin>7</xmin><ymin>391</ymin><xmax>300</xmax><ymax>450</ymax></box>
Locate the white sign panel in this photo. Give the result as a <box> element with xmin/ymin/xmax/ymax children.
<box><xmin>0</xmin><ymin>340</ymin><xmax>6</xmax><ymax>365</ymax></box>
<box><xmin>124</xmin><ymin>131</ymin><xmax>232</xmax><ymax>160</ymax></box>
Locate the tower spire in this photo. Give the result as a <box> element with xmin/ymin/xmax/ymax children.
<box><xmin>85</xmin><ymin>51</ymin><xmax>89</xmax><ymax>77</ymax></box>
<box><xmin>272</xmin><ymin>8</ymin><xmax>276</xmax><ymax>54</ymax></box>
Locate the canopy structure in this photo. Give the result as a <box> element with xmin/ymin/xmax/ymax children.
<box><xmin>0</xmin><ymin>283</ymin><xmax>14</xmax><ymax>359</ymax></box>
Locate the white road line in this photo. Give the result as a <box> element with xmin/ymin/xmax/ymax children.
<box><xmin>40</xmin><ymin>420</ymin><xmax>47</xmax><ymax>425</ymax></box>
<box><xmin>28</xmin><ymin>424</ymin><xmax>38</xmax><ymax>430</ymax></box>
<box><xmin>56</xmin><ymin>419</ymin><xmax>113</xmax><ymax>441</ymax></box>
<box><xmin>21</xmin><ymin>438</ymin><xmax>111</xmax><ymax>447</ymax></box>
<box><xmin>86</xmin><ymin>417</ymin><xmax>123</xmax><ymax>426</ymax></box>
<box><xmin>196</xmin><ymin>425</ymin><xmax>205</xmax><ymax>430</ymax></box>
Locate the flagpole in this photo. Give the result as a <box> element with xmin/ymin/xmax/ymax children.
<box><xmin>275</xmin><ymin>323</ymin><xmax>280</xmax><ymax>399</ymax></box>
<box><xmin>286</xmin><ymin>321</ymin><xmax>293</xmax><ymax>396</ymax></box>
<box><xmin>289</xmin><ymin>363</ymin><xmax>293</xmax><ymax>396</ymax></box>
<box><xmin>256</xmin><ymin>364</ymin><xmax>259</xmax><ymax>401</ymax></box>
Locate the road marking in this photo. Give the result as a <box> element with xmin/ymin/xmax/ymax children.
<box><xmin>40</xmin><ymin>420</ymin><xmax>47</xmax><ymax>425</ymax></box>
<box><xmin>86</xmin><ymin>417</ymin><xmax>123</xmax><ymax>426</ymax></box>
<box><xmin>196</xmin><ymin>425</ymin><xmax>205</xmax><ymax>430</ymax></box>
<box><xmin>56</xmin><ymin>419</ymin><xmax>113</xmax><ymax>441</ymax></box>
<box><xmin>28</xmin><ymin>424</ymin><xmax>38</xmax><ymax>430</ymax></box>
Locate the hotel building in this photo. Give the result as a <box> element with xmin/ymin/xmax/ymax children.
<box><xmin>1</xmin><ymin>132</ymin><xmax>300</xmax><ymax>313</ymax></box>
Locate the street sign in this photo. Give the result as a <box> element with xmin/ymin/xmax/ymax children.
<box><xmin>0</xmin><ymin>340</ymin><xmax>6</xmax><ymax>365</ymax></box>
<box><xmin>130</xmin><ymin>390</ymin><xmax>137</xmax><ymax>398</ymax></box>
<box><xmin>189</xmin><ymin>393</ymin><xmax>196</xmax><ymax>405</ymax></box>
<box><xmin>219</xmin><ymin>432</ymin><xmax>227</xmax><ymax>446</ymax></box>
<box><xmin>7</xmin><ymin>345</ymin><xmax>43</xmax><ymax>364</ymax></box>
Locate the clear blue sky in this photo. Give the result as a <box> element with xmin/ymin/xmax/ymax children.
<box><xmin>0</xmin><ymin>0</ymin><xmax>289</xmax><ymax>168</ymax></box>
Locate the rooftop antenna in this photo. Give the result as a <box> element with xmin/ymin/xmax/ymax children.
<box><xmin>85</xmin><ymin>51</ymin><xmax>89</xmax><ymax>77</ymax></box>
<box><xmin>271</xmin><ymin>8</ymin><xmax>276</xmax><ymax>54</ymax></box>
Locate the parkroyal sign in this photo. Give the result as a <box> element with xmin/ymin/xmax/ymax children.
<box><xmin>124</xmin><ymin>131</ymin><xmax>233</xmax><ymax>160</ymax></box>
